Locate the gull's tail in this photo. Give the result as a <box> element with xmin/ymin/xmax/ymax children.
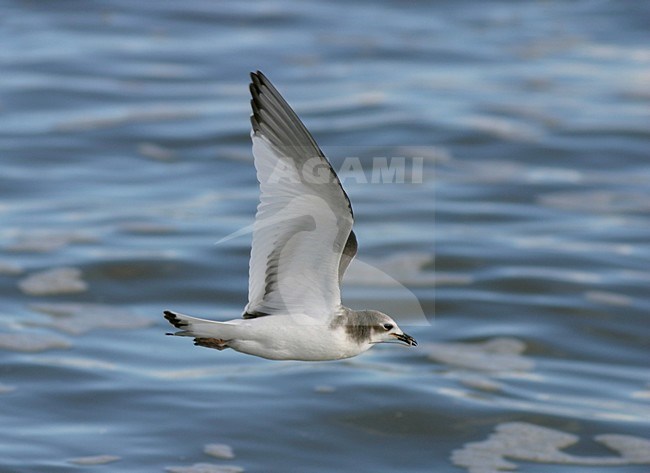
<box><xmin>164</xmin><ymin>310</ymin><xmax>240</xmax><ymax>352</ymax></box>
<box><xmin>163</xmin><ymin>310</ymin><xmax>231</xmax><ymax>338</ymax></box>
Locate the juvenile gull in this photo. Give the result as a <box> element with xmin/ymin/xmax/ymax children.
<box><xmin>164</xmin><ymin>71</ymin><xmax>417</xmax><ymax>361</ymax></box>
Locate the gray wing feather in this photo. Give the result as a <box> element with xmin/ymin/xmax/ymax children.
<box><xmin>249</xmin><ymin>71</ymin><xmax>353</xmax><ymax>217</ymax></box>
<box><xmin>245</xmin><ymin>71</ymin><xmax>357</xmax><ymax>319</ymax></box>
<box><xmin>338</xmin><ymin>230</ymin><xmax>358</xmax><ymax>283</ymax></box>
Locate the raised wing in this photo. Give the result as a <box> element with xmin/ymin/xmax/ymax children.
<box><xmin>244</xmin><ymin>71</ymin><xmax>355</xmax><ymax>319</ymax></box>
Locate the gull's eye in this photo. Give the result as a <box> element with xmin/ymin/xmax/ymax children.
<box><xmin>383</xmin><ymin>323</ymin><xmax>394</xmax><ymax>331</ymax></box>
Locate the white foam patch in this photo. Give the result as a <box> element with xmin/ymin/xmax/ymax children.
<box><xmin>68</xmin><ymin>455</ymin><xmax>121</xmax><ymax>465</ymax></box>
<box><xmin>165</xmin><ymin>463</ymin><xmax>244</xmax><ymax>473</ymax></box>
<box><xmin>204</xmin><ymin>444</ymin><xmax>235</xmax><ymax>460</ymax></box>
<box><xmin>28</xmin><ymin>303</ymin><xmax>152</xmax><ymax>335</ymax></box>
<box><xmin>394</xmin><ymin>145</ymin><xmax>453</xmax><ymax>164</ymax></box>
<box><xmin>0</xmin><ymin>332</ymin><xmax>71</xmax><ymax>352</ymax></box>
<box><xmin>595</xmin><ymin>434</ymin><xmax>650</xmax><ymax>463</ymax></box>
<box><xmin>435</xmin><ymin>380</ymin><xmax>649</xmax><ymax>423</ymax></box>
<box><xmin>631</xmin><ymin>387</ymin><xmax>650</xmax><ymax>400</ymax></box>
<box><xmin>433</xmin><ymin>273</ymin><xmax>474</xmax><ymax>286</ymax></box>
<box><xmin>0</xmin><ymin>261</ymin><xmax>23</xmax><ymax>275</ymax></box>
<box><xmin>138</xmin><ymin>142</ymin><xmax>175</xmax><ymax>161</ymax></box>
<box><xmin>452</xmin><ymin>422</ymin><xmax>650</xmax><ymax>473</ymax></box>
<box><xmin>87</xmin><ymin>248</ymin><xmax>178</xmax><ymax>260</ymax></box>
<box><xmin>581</xmin><ymin>43</ymin><xmax>650</xmax><ymax>62</ymax></box>
<box><xmin>525</xmin><ymin>167</ymin><xmax>583</xmax><ymax>184</ymax></box>
<box><xmin>539</xmin><ymin>190</ymin><xmax>650</xmax><ymax>213</ymax></box>
<box><xmin>457</xmin><ymin>374</ymin><xmax>503</xmax><ymax>392</ymax></box>
<box><xmin>148</xmin><ymin>367</ymin><xmax>226</xmax><ymax>380</ymax></box>
<box><xmin>496</xmin><ymin>267</ymin><xmax>601</xmax><ymax>284</ymax></box>
<box><xmin>462</xmin><ymin>115</ymin><xmax>541</xmax><ymax>142</ymax></box>
<box><xmin>54</xmin><ymin>105</ymin><xmax>200</xmax><ymax>132</ymax></box>
<box><xmin>31</xmin><ymin>356</ymin><xmax>116</xmax><ymax>371</ymax></box>
<box><xmin>511</xmin><ymin>235</ymin><xmax>634</xmax><ymax>257</ymax></box>
<box><xmin>7</xmin><ymin>231</ymin><xmax>95</xmax><ymax>253</ymax></box>
<box><xmin>585</xmin><ymin>290</ymin><xmax>633</xmax><ymax>307</ymax></box>
<box><xmin>119</xmin><ymin>222</ymin><xmax>176</xmax><ymax>234</ymax></box>
<box><xmin>427</xmin><ymin>338</ymin><xmax>534</xmax><ymax>372</ymax></box>
<box><xmin>0</xmin><ymin>383</ymin><xmax>16</xmax><ymax>393</ymax></box>
<box><xmin>18</xmin><ymin>267</ymin><xmax>88</xmax><ymax>296</ymax></box>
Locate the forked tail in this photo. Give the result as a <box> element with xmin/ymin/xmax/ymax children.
<box><xmin>164</xmin><ymin>310</ymin><xmax>233</xmax><ymax>351</ymax></box>
<box><xmin>163</xmin><ymin>310</ymin><xmax>219</xmax><ymax>337</ymax></box>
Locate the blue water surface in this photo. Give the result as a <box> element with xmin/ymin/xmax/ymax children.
<box><xmin>1</xmin><ymin>1</ymin><xmax>649</xmax><ymax>472</ymax></box>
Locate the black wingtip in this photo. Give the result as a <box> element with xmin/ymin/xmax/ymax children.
<box><xmin>251</xmin><ymin>70</ymin><xmax>265</xmax><ymax>81</ymax></box>
<box><xmin>249</xmin><ymin>70</ymin><xmax>277</xmax><ymax>99</ymax></box>
<box><xmin>250</xmin><ymin>71</ymin><xmax>264</xmax><ymax>89</ymax></box>
<box><xmin>246</xmin><ymin>69</ymin><xmax>354</xmax><ymax>218</ymax></box>
<box><xmin>249</xmin><ymin>76</ymin><xmax>263</xmax><ymax>133</ymax></box>
<box><xmin>163</xmin><ymin>310</ymin><xmax>187</xmax><ymax>329</ymax></box>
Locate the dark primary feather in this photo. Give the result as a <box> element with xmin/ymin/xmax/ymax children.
<box><xmin>249</xmin><ymin>71</ymin><xmax>353</xmax><ymax>217</ymax></box>
<box><xmin>338</xmin><ymin>230</ymin><xmax>358</xmax><ymax>283</ymax></box>
<box><xmin>250</xmin><ymin>71</ymin><xmax>322</xmax><ymax>155</ymax></box>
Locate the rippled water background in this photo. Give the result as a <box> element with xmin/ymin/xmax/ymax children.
<box><xmin>2</xmin><ymin>1</ymin><xmax>650</xmax><ymax>472</ymax></box>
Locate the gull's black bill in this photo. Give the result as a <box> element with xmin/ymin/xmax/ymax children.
<box><xmin>394</xmin><ymin>332</ymin><xmax>418</xmax><ymax>347</ymax></box>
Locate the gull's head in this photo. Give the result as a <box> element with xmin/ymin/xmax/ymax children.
<box><xmin>357</xmin><ymin>310</ymin><xmax>418</xmax><ymax>347</ymax></box>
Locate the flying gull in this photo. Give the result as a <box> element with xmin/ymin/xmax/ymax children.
<box><xmin>164</xmin><ymin>71</ymin><xmax>417</xmax><ymax>361</ymax></box>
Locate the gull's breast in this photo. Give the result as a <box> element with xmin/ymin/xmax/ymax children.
<box><xmin>228</xmin><ymin>316</ymin><xmax>365</xmax><ymax>361</ymax></box>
